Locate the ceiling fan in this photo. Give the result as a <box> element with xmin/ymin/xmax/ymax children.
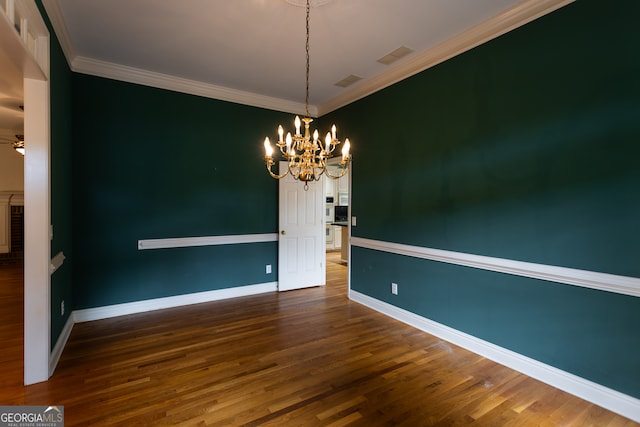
<box><xmin>0</xmin><ymin>135</ymin><xmax>25</xmax><ymax>155</ymax></box>
<box><xmin>0</xmin><ymin>98</ymin><xmax>23</xmax><ymax>111</ymax></box>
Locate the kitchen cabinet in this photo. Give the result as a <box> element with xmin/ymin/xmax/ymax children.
<box><xmin>333</xmin><ymin>226</ymin><xmax>342</xmax><ymax>249</ymax></box>
<box><xmin>325</xmin><ymin>175</ymin><xmax>334</xmax><ymax>196</ymax></box>
<box><xmin>338</xmin><ymin>173</ymin><xmax>348</xmax><ymax>195</ymax></box>
<box><xmin>325</xmin><ymin>225</ymin><xmax>334</xmax><ymax>247</ymax></box>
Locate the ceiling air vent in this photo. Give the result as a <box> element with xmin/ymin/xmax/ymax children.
<box><xmin>377</xmin><ymin>46</ymin><xmax>415</xmax><ymax>65</ymax></box>
<box><xmin>334</xmin><ymin>74</ymin><xmax>363</xmax><ymax>88</ymax></box>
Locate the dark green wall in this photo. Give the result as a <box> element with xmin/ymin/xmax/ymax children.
<box><xmin>72</xmin><ymin>76</ymin><xmax>281</xmax><ymax>308</ymax></box>
<box><xmin>351</xmin><ymin>247</ymin><xmax>640</xmax><ymax>397</ymax></box>
<box><xmin>324</xmin><ymin>0</ymin><xmax>640</xmax><ymax>397</ymax></box>
<box><xmin>37</xmin><ymin>1</ymin><xmax>74</xmax><ymax>350</ymax></box>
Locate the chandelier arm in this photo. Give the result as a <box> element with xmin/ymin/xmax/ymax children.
<box><xmin>265</xmin><ymin>161</ymin><xmax>290</xmax><ymax>180</ymax></box>
<box><xmin>326</xmin><ymin>139</ymin><xmax>338</xmax><ymax>155</ymax></box>
<box><xmin>310</xmin><ymin>159</ymin><xmax>321</xmax><ymax>181</ymax></box>
<box><xmin>278</xmin><ymin>144</ymin><xmax>289</xmax><ymax>156</ymax></box>
<box><xmin>323</xmin><ymin>164</ymin><xmax>349</xmax><ymax>179</ymax></box>
<box><xmin>288</xmin><ymin>158</ymin><xmax>301</xmax><ymax>180</ymax></box>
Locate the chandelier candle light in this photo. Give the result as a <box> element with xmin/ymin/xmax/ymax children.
<box><xmin>262</xmin><ymin>0</ymin><xmax>351</xmax><ymax>189</ymax></box>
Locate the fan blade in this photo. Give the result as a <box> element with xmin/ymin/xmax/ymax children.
<box><xmin>0</xmin><ymin>97</ymin><xmax>23</xmax><ymax>111</ymax></box>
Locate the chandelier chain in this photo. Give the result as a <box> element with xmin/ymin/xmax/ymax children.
<box><xmin>261</xmin><ymin>0</ymin><xmax>351</xmax><ymax>185</ymax></box>
<box><xmin>305</xmin><ymin>0</ymin><xmax>310</xmax><ymax>118</ymax></box>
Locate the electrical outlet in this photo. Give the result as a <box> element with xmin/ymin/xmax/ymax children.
<box><xmin>61</xmin><ymin>300</ymin><xmax>65</xmax><ymax>316</ymax></box>
<box><xmin>266</xmin><ymin>264</ymin><xmax>272</xmax><ymax>274</ymax></box>
<box><xmin>391</xmin><ymin>283</ymin><xmax>398</xmax><ymax>295</ymax></box>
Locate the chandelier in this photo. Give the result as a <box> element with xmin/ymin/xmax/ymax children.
<box><xmin>262</xmin><ymin>0</ymin><xmax>351</xmax><ymax>189</ymax></box>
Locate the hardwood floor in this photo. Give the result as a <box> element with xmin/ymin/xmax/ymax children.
<box><xmin>0</xmin><ymin>254</ymin><xmax>637</xmax><ymax>426</ymax></box>
<box><xmin>0</xmin><ymin>264</ymin><xmax>23</xmax><ymax>393</ymax></box>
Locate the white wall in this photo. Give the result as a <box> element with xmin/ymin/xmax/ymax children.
<box><xmin>0</xmin><ymin>143</ymin><xmax>24</xmax><ymax>191</ymax></box>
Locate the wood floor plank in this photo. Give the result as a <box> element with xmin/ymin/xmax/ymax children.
<box><xmin>0</xmin><ymin>254</ymin><xmax>637</xmax><ymax>426</ymax></box>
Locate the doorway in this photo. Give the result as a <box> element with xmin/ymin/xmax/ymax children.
<box><xmin>276</xmin><ymin>158</ymin><xmax>351</xmax><ymax>292</ymax></box>
<box><xmin>324</xmin><ymin>158</ymin><xmax>350</xmax><ymax>265</ymax></box>
<box><xmin>277</xmin><ymin>161</ymin><xmax>325</xmax><ymax>291</ymax></box>
<box><xmin>1</xmin><ymin>1</ymin><xmax>51</xmax><ymax>385</ymax></box>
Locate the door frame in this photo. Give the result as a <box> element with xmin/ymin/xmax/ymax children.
<box><xmin>277</xmin><ymin>161</ymin><xmax>326</xmax><ymax>291</ymax></box>
<box><xmin>324</xmin><ymin>157</ymin><xmax>351</xmax><ymax>284</ymax></box>
<box><xmin>1</xmin><ymin>0</ymin><xmax>52</xmax><ymax>385</ymax></box>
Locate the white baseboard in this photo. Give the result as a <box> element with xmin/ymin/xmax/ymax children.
<box><xmin>73</xmin><ymin>281</ymin><xmax>278</xmax><ymax>323</ymax></box>
<box><xmin>47</xmin><ymin>282</ymin><xmax>277</xmax><ymax>376</ymax></box>
<box><xmin>349</xmin><ymin>290</ymin><xmax>640</xmax><ymax>423</ymax></box>
<box><xmin>49</xmin><ymin>313</ymin><xmax>74</xmax><ymax>377</ymax></box>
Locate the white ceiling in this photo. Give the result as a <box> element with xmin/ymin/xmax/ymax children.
<box><xmin>53</xmin><ymin>0</ymin><xmax>525</xmax><ymax>105</ymax></box>
<box><xmin>1</xmin><ymin>0</ymin><xmax>572</xmax><ymax>141</ymax></box>
<box><xmin>0</xmin><ymin>10</ymin><xmax>25</xmax><ymax>150</ymax></box>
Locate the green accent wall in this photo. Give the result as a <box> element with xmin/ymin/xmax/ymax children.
<box><xmin>324</xmin><ymin>0</ymin><xmax>640</xmax><ymax>398</ymax></box>
<box><xmin>37</xmin><ymin>1</ymin><xmax>74</xmax><ymax>351</ymax></box>
<box><xmin>72</xmin><ymin>75</ymin><xmax>281</xmax><ymax>308</ymax></box>
<box><xmin>351</xmin><ymin>247</ymin><xmax>640</xmax><ymax>398</ymax></box>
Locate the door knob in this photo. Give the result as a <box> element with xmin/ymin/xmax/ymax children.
<box><xmin>281</xmin><ymin>230</ymin><xmax>286</xmax><ymax>235</ymax></box>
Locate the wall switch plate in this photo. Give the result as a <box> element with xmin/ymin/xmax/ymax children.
<box><xmin>391</xmin><ymin>283</ymin><xmax>398</xmax><ymax>295</ymax></box>
<box><xmin>266</xmin><ymin>264</ymin><xmax>272</xmax><ymax>274</ymax></box>
<box><xmin>352</xmin><ymin>216</ymin><xmax>357</xmax><ymax>226</ymax></box>
<box><xmin>61</xmin><ymin>300</ymin><xmax>65</xmax><ymax>316</ymax></box>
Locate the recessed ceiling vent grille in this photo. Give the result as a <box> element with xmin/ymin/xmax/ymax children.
<box><xmin>334</xmin><ymin>74</ymin><xmax>363</xmax><ymax>88</ymax></box>
<box><xmin>377</xmin><ymin>46</ymin><xmax>415</xmax><ymax>65</ymax></box>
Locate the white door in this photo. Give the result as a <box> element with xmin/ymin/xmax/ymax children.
<box><xmin>278</xmin><ymin>161</ymin><xmax>325</xmax><ymax>291</ymax></box>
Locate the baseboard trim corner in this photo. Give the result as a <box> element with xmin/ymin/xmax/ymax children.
<box><xmin>49</xmin><ymin>314</ymin><xmax>74</xmax><ymax>377</ymax></box>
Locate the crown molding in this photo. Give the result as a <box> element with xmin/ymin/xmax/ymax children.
<box><xmin>317</xmin><ymin>0</ymin><xmax>575</xmax><ymax>115</ymax></box>
<box><xmin>71</xmin><ymin>56</ymin><xmax>313</xmax><ymax>115</ymax></box>
<box><xmin>41</xmin><ymin>0</ymin><xmax>313</xmax><ymax>115</ymax></box>
<box><xmin>41</xmin><ymin>0</ymin><xmax>572</xmax><ymax>116</ymax></box>
<box><xmin>41</xmin><ymin>0</ymin><xmax>76</xmax><ymax>68</ymax></box>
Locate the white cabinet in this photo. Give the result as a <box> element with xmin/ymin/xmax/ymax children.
<box><xmin>325</xmin><ymin>205</ymin><xmax>333</xmax><ymax>223</ymax></box>
<box><xmin>333</xmin><ymin>226</ymin><xmax>342</xmax><ymax>249</ymax></box>
<box><xmin>325</xmin><ymin>225</ymin><xmax>334</xmax><ymax>246</ymax></box>
<box><xmin>325</xmin><ymin>175</ymin><xmax>334</xmax><ymax>197</ymax></box>
<box><xmin>338</xmin><ymin>173</ymin><xmax>348</xmax><ymax>194</ymax></box>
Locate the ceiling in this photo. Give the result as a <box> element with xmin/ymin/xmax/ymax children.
<box><xmin>1</xmin><ymin>0</ymin><xmax>571</xmax><ymax>144</ymax></box>
<box><xmin>0</xmin><ymin>10</ymin><xmax>25</xmax><ymax>153</ymax></box>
